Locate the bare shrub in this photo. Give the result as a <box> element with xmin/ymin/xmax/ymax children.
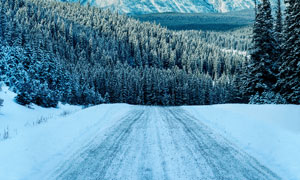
<box><xmin>36</xmin><ymin>116</ymin><xmax>49</xmax><ymax>125</ymax></box>
<box><xmin>60</xmin><ymin>110</ymin><xmax>71</xmax><ymax>117</ymax></box>
<box><xmin>0</xmin><ymin>83</ymin><xmax>3</xmax><ymax>107</ymax></box>
<box><xmin>1</xmin><ymin>127</ymin><xmax>9</xmax><ymax>141</ymax></box>
<box><xmin>0</xmin><ymin>98</ymin><xmax>3</xmax><ymax>107</ymax></box>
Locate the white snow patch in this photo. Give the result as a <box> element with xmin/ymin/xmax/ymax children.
<box><xmin>0</xmin><ymin>86</ymin><xmax>82</xmax><ymax>140</ymax></box>
<box><xmin>221</xmin><ymin>48</ymin><xmax>249</xmax><ymax>57</ymax></box>
<box><xmin>0</xmin><ymin>86</ymin><xmax>133</xmax><ymax>180</ymax></box>
<box><xmin>183</xmin><ymin>104</ymin><xmax>300</xmax><ymax>180</ymax></box>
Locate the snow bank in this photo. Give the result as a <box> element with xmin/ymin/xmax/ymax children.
<box><xmin>0</xmin><ymin>86</ymin><xmax>133</xmax><ymax>180</ymax></box>
<box><xmin>184</xmin><ymin>104</ymin><xmax>300</xmax><ymax>180</ymax></box>
<box><xmin>0</xmin><ymin>86</ymin><xmax>82</xmax><ymax>140</ymax></box>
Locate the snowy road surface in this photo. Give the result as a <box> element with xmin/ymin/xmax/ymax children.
<box><xmin>49</xmin><ymin>106</ymin><xmax>280</xmax><ymax>180</ymax></box>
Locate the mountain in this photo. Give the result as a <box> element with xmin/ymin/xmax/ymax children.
<box><xmin>71</xmin><ymin>0</ymin><xmax>255</xmax><ymax>14</ymax></box>
<box><xmin>62</xmin><ymin>0</ymin><xmax>281</xmax><ymax>14</ymax></box>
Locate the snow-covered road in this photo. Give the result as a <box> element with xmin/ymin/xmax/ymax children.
<box><xmin>49</xmin><ymin>106</ymin><xmax>280</xmax><ymax>180</ymax></box>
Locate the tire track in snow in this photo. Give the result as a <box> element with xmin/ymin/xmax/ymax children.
<box><xmin>54</xmin><ymin>108</ymin><xmax>146</xmax><ymax>180</ymax></box>
<box><xmin>52</xmin><ymin>106</ymin><xmax>281</xmax><ymax>180</ymax></box>
<box><xmin>164</xmin><ymin>107</ymin><xmax>281</xmax><ymax>180</ymax></box>
<box><xmin>54</xmin><ymin>107</ymin><xmax>170</xmax><ymax>180</ymax></box>
<box><xmin>161</xmin><ymin>107</ymin><xmax>215</xmax><ymax>179</ymax></box>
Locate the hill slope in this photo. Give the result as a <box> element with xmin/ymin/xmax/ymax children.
<box><xmin>1</xmin><ymin>0</ymin><xmax>252</xmax><ymax>106</ymax></box>
<box><xmin>132</xmin><ymin>9</ymin><xmax>254</xmax><ymax>31</ymax></box>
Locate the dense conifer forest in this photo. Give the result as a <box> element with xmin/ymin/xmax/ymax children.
<box><xmin>132</xmin><ymin>9</ymin><xmax>254</xmax><ymax>31</ymax></box>
<box><xmin>243</xmin><ymin>0</ymin><xmax>299</xmax><ymax>104</ymax></box>
<box><xmin>0</xmin><ymin>0</ymin><xmax>299</xmax><ymax>107</ymax></box>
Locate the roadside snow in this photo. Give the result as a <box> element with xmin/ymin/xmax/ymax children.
<box><xmin>0</xmin><ymin>86</ymin><xmax>82</xmax><ymax>140</ymax></box>
<box><xmin>1</xmin><ymin>86</ymin><xmax>299</xmax><ymax>180</ymax></box>
<box><xmin>0</xmin><ymin>86</ymin><xmax>133</xmax><ymax>180</ymax></box>
<box><xmin>184</xmin><ymin>104</ymin><xmax>300</xmax><ymax>180</ymax></box>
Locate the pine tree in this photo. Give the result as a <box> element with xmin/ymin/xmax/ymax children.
<box><xmin>0</xmin><ymin>0</ymin><xmax>254</xmax><ymax>106</ymax></box>
<box><xmin>275</xmin><ymin>0</ymin><xmax>283</xmax><ymax>43</ymax></box>
<box><xmin>278</xmin><ymin>0</ymin><xmax>300</xmax><ymax>104</ymax></box>
<box><xmin>0</xmin><ymin>5</ymin><xmax>7</xmax><ymax>42</ymax></box>
<box><xmin>104</xmin><ymin>92</ymin><xmax>110</xmax><ymax>103</ymax></box>
<box><xmin>15</xmin><ymin>77</ymin><xmax>34</xmax><ymax>106</ymax></box>
<box><xmin>244</xmin><ymin>0</ymin><xmax>277</xmax><ymax>99</ymax></box>
<box><xmin>273</xmin><ymin>0</ymin><xmax>284</xmax><ymax>91</ymax></box>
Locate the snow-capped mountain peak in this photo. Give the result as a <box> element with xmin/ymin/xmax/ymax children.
<box><xmin>73</xmin><ymin>0</ymin><xmax>256</xmax><ymax>14</ymax></box>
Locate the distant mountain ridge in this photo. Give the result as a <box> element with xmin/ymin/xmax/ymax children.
<box><xmin>61</xmin><ymin>0</ymin><xmax>277</xmax><ymax>14</ymax></box>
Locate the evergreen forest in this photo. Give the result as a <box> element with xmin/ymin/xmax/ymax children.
<box><xmin>0</xmin><ymin>0</ymin><xmax>299</xmax><ymax>107</ymax></box>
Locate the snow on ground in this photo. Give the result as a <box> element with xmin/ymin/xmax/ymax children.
<box><xmin>0</xmin><ymin>86</ymin><xmax>82</xmax><ymax>140</ymax></box>
<box><xmin>221</xmin><ymin>48</ymin><xmax>249</xmax><ymax>57</ymax></box>
<box><xmin>48</xmin><ymin>107</ymin><xmax>280</xmax><ymax>180</ymax></box>
<box><xmin>0</xmin><ymin>86</ymin><xmax>133</xmax><ymax>180</ymax></box>
<box><xmin>0</xmin><ymin>86</ymin><xmax>299</xmax><ymax>180</ymax></box>
<box><xmin>184</xmin><ymin>104</ymin><xmax>300</xmax><ymax>180</ymax></box>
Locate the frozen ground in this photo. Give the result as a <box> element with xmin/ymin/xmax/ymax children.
<box><xmin>0</xmin><ymin>86</ymin><xmax>82</xmax><ymax>140</ymax></box>
<box><xmin>184</xmin><ymin>105</ymin><xmax>300</xmax><ymax>180</ymax></box>
<box><xmin>0</xmin><ymin>87</ymin><xmax>299</xmax><ymax>180</ymax></box>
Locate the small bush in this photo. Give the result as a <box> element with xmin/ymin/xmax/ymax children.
<box><xmin>25</xmin><ymin>115</ymin><xmax>53</xmax><ymax>127</ymax></box>
<box><xmin>1</xmin><ymin>127</ymin><xmax>9</xmax><ymax>140</ymax></box>
<box><xmin>36</xmin><ymin>116</ymin><xmax>49</xmax><ymax>125</ymax></box>
<box><xmin>0</xmin><ymin>83</ymin><xmax>3</xmax><ymax>107</ymax></box>
<box><xmin>60</xmin><ymin>111</ymin><xmax>71</xmax><ymax>117</ymax></box>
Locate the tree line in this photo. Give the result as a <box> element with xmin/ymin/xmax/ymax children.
<box><xmin>0</xmin><ymin>0</ymin><xmax>251</xmax><ymax>107</ymax></box>
<box><xmin>0</xmin><ymin>0</ymin><xmax>298</xmax><ymax>107</ymax></box>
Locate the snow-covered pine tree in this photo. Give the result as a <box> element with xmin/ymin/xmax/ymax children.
<box><xmin>278</xmin><ymin>0</ymin><xmax>300</xmax><ymax>104</ymax></box>
<box><xmin>275</xmin><ymin>0</ymin><xmax>283</xmax><ymax>44</ymax></box>
<box><xmin>0</xmin><ymin>0</ymin><xmax>254</xmax><ymax>106</ymax></box>
<box><xmin>0</xmin><ymin>5</ymin><xmax>7</xmax><ymax>43</ymax></box>
<box><xmin>273</xmin><ymin>0</ymin><xmax>284</xmax><ymax>75</ymax></box>
<box><xmin>15</xmin><ymin>77</ymin><xmax>34</xmax><ymax>106</ymax></box>
<box><xmin>104</xmin><ymin>92</ymin><xmax>110</xmax><ymax>103</ymax></box>
<box><xmin>244</xmin><ymin>0</ymin><xmax>278</xmax><ymax>100</ymax></box>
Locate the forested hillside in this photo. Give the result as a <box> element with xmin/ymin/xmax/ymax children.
<box><xmin>0</xmin><ymin>0</ymin><xmax>252</xmax><ymax>107</ymax></box>
<box><xmin>132</xmin><ymin>10</ymin><xmax>254</xmax><ymax>31</ymax></box>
